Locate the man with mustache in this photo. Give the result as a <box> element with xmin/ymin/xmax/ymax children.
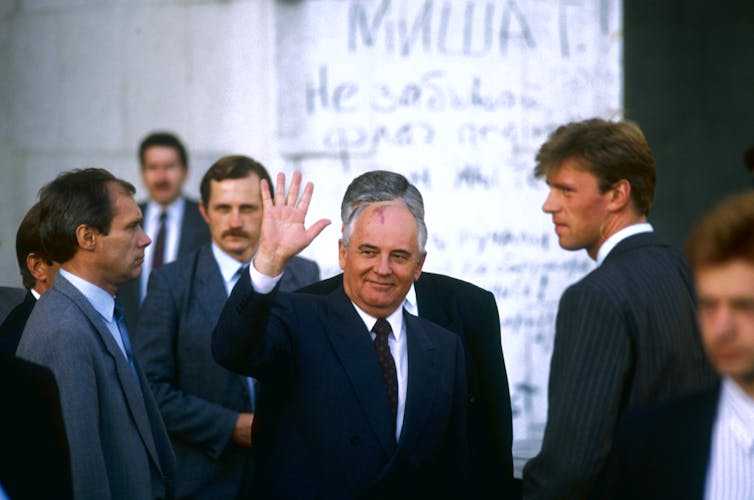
<box><xmin>522</xmin><ymin>118</ymin><xmax>716</xmax><ymax>499</ymax></box>
<box><xmin>119</xmin><ymin>131</ymin><xmax>210</xmax><ymax>332</ymax></box>
<box><xmin>132</xmin><ymin>156</ymin><xmax>320</xmax><ymax>499</ymax></box>
<box><xmin>17</xmin><ymin>168</ymin><xmax>175</xmax><ymax>499</ymax></box>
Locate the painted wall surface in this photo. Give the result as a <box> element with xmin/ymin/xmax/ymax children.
<box><xmin>0</xmin><ymin>0</ymin><xmax>278</xmax><ymax>286</ymax></box>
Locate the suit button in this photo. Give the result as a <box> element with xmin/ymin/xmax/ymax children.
<box><xmin>467</xmin><ymin>393</ymin><xmax>476</xmax><ymax>404</ymax></box>
<box><xmin>350</xmin><ymin>436</ymin><xmax>360</xmax><ymax>446</ymax></box>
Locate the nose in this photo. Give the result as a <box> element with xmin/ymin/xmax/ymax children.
<box><xmin>374</xmin><ymin>254</ymin><xmax>391</xmax><ymax>275</ymax></box>
<box><xmin>708</xmin><ymin>306</ymin><xmax>735</xmax><ymax>341</ymax></box>
<box><xmin>542</xmin><ymin>190</ymin><xmax>558</xmax><ymax>214</ymax></box>
<box><xmin>229</xmin><ymin>209</ymin><xmax>242</xmax><ymax>228</ymax></box>
<box><xmin>139</xmin><ymin>228</ymin><xmax>152</xmax><ymax>248</ymax></box>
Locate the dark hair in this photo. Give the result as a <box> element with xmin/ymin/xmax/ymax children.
<box><xmin>16</xmin><ymin>202</ymin><xmax>51</xmax><ymax>289</ymax></box>
<box><xmin>686</xmin><ymin>190</ymin><xmax>754</xmax><ymax>270</ymax></box>
<box><xmin>38</xmin><ymin>168</ymin><xmax>136</xmax><ymax>263</ymax></box>
<box><xmin>138</xmin><ymin>131</ymin><xmax>188</xmax><ymax>168</ymax></box>
<box><xmin>199</xmin><ymin>155</ymin><xmax>273</xmax><ymax>206</ymax></box>
<box><xmin>340</xmin><ymin>170</ymin><xmax>427</xmax><ymax>253</ymax></box>
<box><xmin>534</xmin><ymin>118</ymin><xmax>656</xmax><ymax>215</ymax></box>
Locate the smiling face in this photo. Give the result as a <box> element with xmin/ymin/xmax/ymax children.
<box><xmin>95</xmin><ymin>184</ymin><xmax>151</xmax><ymax>294</ymax></box>
<box><xmin>339</xmin><ymin>202</ymin><xmax>425</xmax><ymax>318</ymax></box>
<box><xmin>696</xmin><ymin>259</ymin><xmax>754</xmax><ymax>396</ymax></box>
<box><xmin>141</xmin><ymin>145</ymin><xmax>188</xmax><ymax>206</ymax></box>
<box><xmin>541</xmin><ymin>158</ymin><xmax>613</xmax><ymax>259</ymax></box>
<box><xmin>199</xmin><ymin>174</ymin><xmax>263</xmax><ymax>263</ymax></box>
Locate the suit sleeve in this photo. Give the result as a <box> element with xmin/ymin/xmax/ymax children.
<box><xmin>212</xmin><ymin>270</ymin><xmax>295</xmax><ymax>379</ymax></box>
<box><xmin>523</xmin><ymin>282</ymin><xmax>632</xmax><ymax>499</ymax></box>
<box><xmin>133</xmin><ymin>269</ymin><xmax>239</xmax><ymax>460</ymax></box>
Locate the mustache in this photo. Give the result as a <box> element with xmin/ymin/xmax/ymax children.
<box><xmin>222</xmin><ymin>229</ymin><xmax>250</xmax><ymax>239</ymax></box>
<box><xmin>153</xmin><ymin>180</ymin><xmax>173</xmax><ymax>190</ymax></box>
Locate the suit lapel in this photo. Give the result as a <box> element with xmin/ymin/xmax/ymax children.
<box><xmin>324</xmin><ymin>288</ymin><xmax>397</xmax><ymax>456</ymax></box>
<box><xmin>193</xmin><ymin>245</ymin><xmax>228</xmax><ymax>323</ymax></box>
<box><xmin>396</xmin><ymin>313</ymin><xmax>439</xmax><ymax>450</ymax></box>
<box><xmin>55</xmin><ymin>276</ymin><xmax>165</xmax><ymax>476</ymax></box>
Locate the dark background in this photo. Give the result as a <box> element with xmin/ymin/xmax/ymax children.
<box><xmin>625</xmin><ymin>0</ymin><xmax>754</xmax><ymax>249</ymax></box>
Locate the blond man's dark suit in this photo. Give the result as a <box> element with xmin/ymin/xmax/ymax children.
<box><xmin>523</xmin><ymin>232</ymin><xmax>717</xmax><ymax>499</ymax></box>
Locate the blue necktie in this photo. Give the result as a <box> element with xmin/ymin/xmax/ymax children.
<box><xmin>114</xmin><ymin>301</ymin><xmax>140</xmax><ymax>384</ymax></box>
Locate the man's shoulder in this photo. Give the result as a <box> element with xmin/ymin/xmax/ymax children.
<box><xmin>418</xmin><ymin>271</ymin><xmax>493</xmax><ymax>298</ymax></box>
<box><xmin>287</xmin><ymin>255</ymin><xmax>319</xmax><ymax>273</ymax></box>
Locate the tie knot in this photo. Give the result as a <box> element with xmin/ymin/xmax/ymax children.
<box><xmin>372</xmin><ymin>318</ymin><xmax>392</xmax><ymax>338</ymax></box>
<box><xmin>158</xmin><ymin>210</ymin><xmax>167</xmax><ymax>223</ymax></box>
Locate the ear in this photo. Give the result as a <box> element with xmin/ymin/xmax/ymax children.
<box><xmin>607</xmin><ymin>179</ymin><xmax>632</xmax><ymax>212</ymax></box>
<box><xmin>413</xmin><ymin>252</ymin><xmax>426</xmax><ymax>282</ymax></box>
<box><xmin>198</xmin><ymin>201</ymin><xmax>210</xmax><ymax>224</ymax></box>
<box><xmin>338</xmin><ymin>240</ymin><xmax>347</xmax><ymax>271</ymax></box>
<box><xmin>26</xmin><ymin>253</ymin><xmax>47</xmax><ymax>283</ymax></box>
<box><xmin>75</xmin><ymin>224</ymin><xmax>97</xmax><ymax>251</ymax></box>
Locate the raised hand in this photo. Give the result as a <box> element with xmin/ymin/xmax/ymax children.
<box><xmin>253</xmin><ymin>171</ymin><xmax>331</xmax><ymax>276</ymax></box>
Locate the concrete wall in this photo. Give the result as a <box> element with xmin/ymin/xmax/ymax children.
<box><xmin>0</xmin><ymin>0</ymin><xmax>277</xmax><ymax>286</ymax></box>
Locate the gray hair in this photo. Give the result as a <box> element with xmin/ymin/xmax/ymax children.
<box><xmin>340</xmin><ymin>170</ymin><xmax>427</xmax><ymax>254</ymax></box>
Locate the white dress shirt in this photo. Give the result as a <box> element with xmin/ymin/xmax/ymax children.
<box><xmin>140</xmin><ymin>197</ymin><xmax>186</xmax><ymax>300</ymax></box>
<box><xmin>595</xmin><ymin>222</ymin><xmax>653</xmax><ymax>266</ymax></box>
<box><xmin>249</xmin><ymin>263</ymin><xmax>410</xmax><ymax>440</ymax></box>
<box><xmin>704</xmin><ymin>378</ymin><xmax>754</xmax><ymax>500</ymax></box>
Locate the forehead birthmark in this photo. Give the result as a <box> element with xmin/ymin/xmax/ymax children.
<box><xmin>373</xmin><ymin>205</ymin><xmax>388</xmax><ymax>224</ymax></box>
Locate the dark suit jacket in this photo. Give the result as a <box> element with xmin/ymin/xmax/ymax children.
<box><xmin>212</xmin><ymin>272</ymin><xmax>469</xmax><ymax>499</ymax></box>
<box><xmin>0</xmin><ymin>286</ymin><xmax>26</xmax><ymax>324</ymax></box>
<box><xmin>300</xmin><ymin>271</ymin><xmax>514</xmax><ymax>497</ymax></box>
<box><xmin>132</xmin><ymin>244</ymin><xmax>320</xmax><ymax>499</ymax></box>
<box><xmin>0</xmin><ymin>290</ymin><xmax>35</xmax><ymax>354</ymax></box>
<box><xmin>120</xmin><ymin>197</ymin><xmax>211</xmax><ymax>332</ymax></box>
<box><xmin>598</xmin><ymin>385</ymin><xmax>719</xmax><ymax>500</ymax></box>
<box><xmin>523</xmin><ymin>232</ymin><xmax>717</xmax><ymax>499</ymax></box>
<box><xmin>17</xmin><ymin>275</ymin><xmax>176</xmax><ymax>500</ymax></box>
<box><xmin>0</xmin><ymin>351</ymin><xmax>73</xmax><ymax>500</ymax></box>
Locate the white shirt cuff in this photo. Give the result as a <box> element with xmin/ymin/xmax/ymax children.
<box><xmin>249</xmin><ymin>259</ymin><xmax>283</xmax><ymax>294</ymax></box>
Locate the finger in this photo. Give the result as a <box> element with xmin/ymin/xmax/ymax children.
<box><xmin>304</xmin><ymin>218</ymin><xmax>332</xmax><ymax>244</ymax></box>
<box><xmin>287</xmin><ymin>171</ymin><xmax>302</xmax><ymax>207</ymax></box>
<box><xmin>274</xmin><ymin>172</ymin><xmax>286</xmax><ymax>206</ymax></box>
<box><xmin>260</xmin><ymin>179</ymin><xmax>272</xmax><ymax>208</ymax></box>
<box><xmin>296</xmin><ymin>182</ymin><xmax>315</xmax><ymax>212</ymax></box>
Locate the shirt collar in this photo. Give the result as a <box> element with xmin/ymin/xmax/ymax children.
<box><xmin>720</xmin><ymin>377</ymin><xmax>754</xmax><ymax>452</ymax></box>
<box><xmin>211</xmin><ymin>243</ymin><xmax>249</xmax><ymax>284</ymax></box>
<box><xmin>351</xmin><ymin>301</ymin><xmax>404</xmax><ymax>342</ymax></box>
<box><xmin>61</xmin><ymin>268</ymin><xmax>116</xmax><ymax>322</ymax></box>
<box><xmin>403</xmin><ymin>283</ymin><xmax>418</xmax><ymax>316</ymax></box>
<box><xmin>596</xmin><ymin>222</ymin><xmax>654</xmax><ymax>265</ymax></box>
<box><xmin>146</xmin><ymin>196</ymin><xmax>185</xmax><ymax>224</ymax></box>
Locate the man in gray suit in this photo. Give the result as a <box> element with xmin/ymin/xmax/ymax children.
<box><xmin>133</xmin><ymin>156</ymin><xmax>320</xmax><ymax>499</ymax></box>
<box><xmin>120</xmin><ymin>131</ymin><xmax>211</xmax><ymax>331</ymax></box>
<box><xmin>522</xmin><ymin>118</ymin><xmax>717</xmax><ymax>499</ymax></box>
<box><xmin>17</xmin><ymin>168</ymin><xmax>175</xmax><ymax>499</ymax></box>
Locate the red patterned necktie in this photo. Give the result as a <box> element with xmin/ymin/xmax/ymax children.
<box><xmin>372</xmin><ymin>317</ymin><xmax>398</xmax><ymax>416</ymax></box>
